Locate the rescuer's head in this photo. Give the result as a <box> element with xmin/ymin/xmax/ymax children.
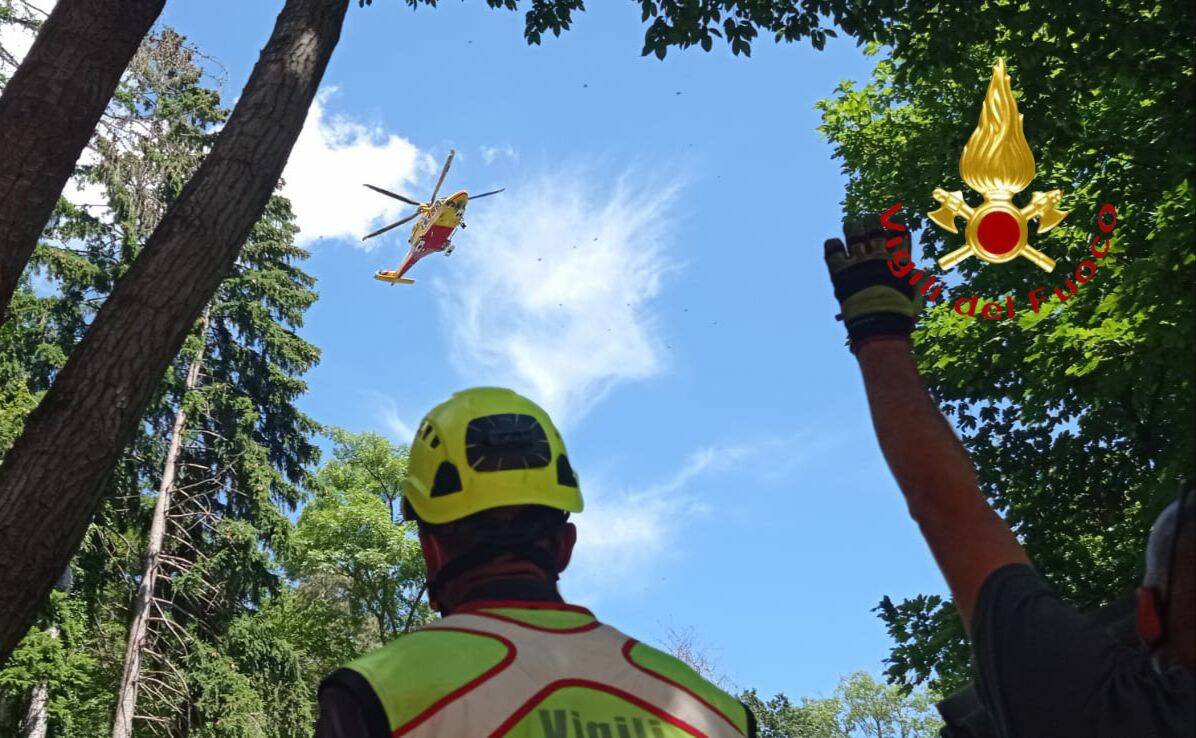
<box><xmin>400</xmin><ymin>387</ymin><xmax>582</xmax><ymax>612</ymax></box>
<box><xmin>1138</xmin><ymin>485</ymin><xmax>1196</xmax><ymax>672</ymax></box>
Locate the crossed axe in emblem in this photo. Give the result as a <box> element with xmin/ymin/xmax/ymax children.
<box><xmin>930</xmin><ymin>188</ymin><xmax>1067</xmax><ymax>272</ymax></box>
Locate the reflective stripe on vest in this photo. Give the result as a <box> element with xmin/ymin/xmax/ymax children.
<box><xmin>347</xmin><ymin>608</ymin><xmax>750</xmax><ymax>738</ymax></box>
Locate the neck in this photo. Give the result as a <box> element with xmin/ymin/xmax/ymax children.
<box><xmin>439</xmin><ymin>575</ymin><xmax>562</xmax><ymax>615</ymax></box>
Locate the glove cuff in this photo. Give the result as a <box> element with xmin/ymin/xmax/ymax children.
<box><xmin>845</xmin><ymin>313</ymin><xmax>915</xmax><ymax>345</ymax></box>
<box><xmin>849</xmin><ymin>329</ymin><xmax>914</xmax><ymax>355</ymax></box>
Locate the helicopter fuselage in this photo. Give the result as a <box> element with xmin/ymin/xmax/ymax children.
<box><xmin>376</xmin><ymin>191</ymin><xmax>470</xmax><ymax>283</ymax></box>
<box><xmin>409</xmin><ymin>190</ymin><xmax>469</xmax><ymax>251</ymax></box>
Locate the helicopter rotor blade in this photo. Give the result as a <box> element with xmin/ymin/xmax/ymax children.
<box><xmin>363</xmin><ymin>184</ymin><xmax>423</xmax><ymax>206</ymax></box>
<box><xmin>468</xmin><ymin>188</ymin><xmax>505</xmax><ymax>200</ymax></box>
<box><xmin>429</xmin><ymin>149</ymin><xmax>455</xmax><ymax>203</ymax></box>
<box><xmin>362</xmin><ymin>211</ymin><xmax>420</xmax><ymax>241</ymax></box>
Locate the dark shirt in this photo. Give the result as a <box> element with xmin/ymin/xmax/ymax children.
<box><xmin>315</xmin><ymin>674</ymin><xmax>387</xmax><ymax>738</ymax></box>
<box><xmin>972</xmin><ymin>564</ymin><xmax>1196</xmax><ymax>737</ymax></box>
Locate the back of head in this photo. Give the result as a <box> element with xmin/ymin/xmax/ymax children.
<box><xmin>400</xmin><ymin>387</ymin><xmax>583</xmax><ymax>610</ymax></box>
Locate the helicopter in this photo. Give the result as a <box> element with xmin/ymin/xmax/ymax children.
<box><xmin>362</xmin><ymin>149</ymin><xmax>504</xmax><ymax>284</ymax></box>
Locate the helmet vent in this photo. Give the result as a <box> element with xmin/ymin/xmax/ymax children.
<box><xmin>430</xmin><ymin>435</ymin><xmax>441</xmax><ymax>449</ymax></box>
<box><xmin>430</xmin><ymin>461</ymin><xmax>463</xmax><ymax>497</ymax></box>
<box><xmin>466</xmin><ymin>413</ymin><xmax>551</xmax><ymax>472</ymax></box>
<box><xmin>556</xmin><ymin>455</ymin><xmax>578</xmax><ymax>487</ymax></box>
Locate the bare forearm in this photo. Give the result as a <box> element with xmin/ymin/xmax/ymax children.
<box><xmin>854</xmin><ymin>337</ymin><xmax>1027</xmax><ymax>627</ymax></box>
<box><xmin>856</xmin><ymin>338</ymin><xmax>978</xmax><ymax>503</ymax></box>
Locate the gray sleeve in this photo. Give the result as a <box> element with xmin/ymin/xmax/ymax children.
<box><xmin>971</xmin><ymin>564</ymin><xmax>1195</xmax><ymax>738</ymax></box>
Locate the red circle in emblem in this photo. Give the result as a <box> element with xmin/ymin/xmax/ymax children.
<box><xmin>977</xmin><ymin>211</ymin><xmax>1021</xmax><ymax>255</ymax></box>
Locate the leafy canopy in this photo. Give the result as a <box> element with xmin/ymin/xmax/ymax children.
<box><xmin>290</xmin><ymin>429</ymin><xmax>428</xmax><ymax>643</ymax></box>
<box><xmin>360</xmin><ymin>0</ymin><xmax>852</xmax><ymax>57</ymax></box>
<box><xmin>742</xmin><ymin>671</ymin><xmax>940</xmax><ymax>737</ymax></box>
<box><xmin>817</xmin><ymin>0</ymin><xmax>1194</xmax><ymax>692</ymax></box>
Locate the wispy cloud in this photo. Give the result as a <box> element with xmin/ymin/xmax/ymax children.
<box><xmin>480</xmin><ymin>144</ymin><xmax>518</xmax><ymax>165</ymax></box>
<box><xmin>434</xmin><ymin>165</ymin><xmax>682</xmax><ymax>428</ymax></box>
<box><xmin>565</xmin><ymin>436</ymin><xmax>818</xmax><ymax>603</ymax></box>
<box><xmin>281</xmin><ymin>90</ymin><xmax>432</xmax><ymax>246</ymax></box>
<box><xmin>368</xmin><ymin>391</ymin><xmax>416</xmax><ymax>443</ymax></box>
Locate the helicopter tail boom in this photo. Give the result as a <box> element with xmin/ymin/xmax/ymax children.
<box><xmin>374</xmin><ymin>271</ymin><xmax>415</xmax><ymax>285</ymax></box>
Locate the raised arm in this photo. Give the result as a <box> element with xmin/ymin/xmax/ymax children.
<box><xmin>854</xmin><ymin>337</ymin><xmax>1027</xmax><ymax>626</ymax></box>
<box><xmin>823</xmin><ymin>220</ymin><xmax>1027</xmax><ymax>628</ymax></box>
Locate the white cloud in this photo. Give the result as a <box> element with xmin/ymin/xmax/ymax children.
<box><xmin>64</xmin><ymin>147</ymin><xmax>108</xmax><ymax>214</ymax></box>
<box><xmin>281</xmin><ymin>90</ymin><xmax>432</xmax><ymax>246</ymax></box>
<box><xmin>564</xmin><ymin>430</ymin><xmax>831</xmax><ymax>603</ymax></box>
<box><xmin>434</xmin><ymin>166</ymin><xmax>682</xmax><ymax>427</ymax></box>
<box><xmin>0</xmin><ymin>1</ymin><xmax>53</xmax><ymax>75</ymax></box>
<box><xmin>370</xmin><ymin>392</ymin><xmax>416</xmax><ymax>443</ymax></box>
<box><xmin>566</xmin><ymin>442</ymin><xmax>758</xmax><ymax>602</ymax></box>
<box><xmin>480</xmin><ymin>144</ymin><xmax>518</xmax><ymax>165</ymax></box>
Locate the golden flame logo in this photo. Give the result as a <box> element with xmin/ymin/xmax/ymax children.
<box><xmin>930</xmin><ymin>59</ymin><xmax>1067</xmax><ymax>271</ymax></box>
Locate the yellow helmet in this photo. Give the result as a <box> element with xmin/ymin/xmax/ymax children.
<box><xmin>401</xmin><ymin>387</ymin><xmax>582</xmax><ymax>524</ymax></box>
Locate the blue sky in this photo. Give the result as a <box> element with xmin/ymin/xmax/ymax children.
<box><xmin>155</xmin><ymin>0</ymin><xmax>949</xmax><ymax>699</ymax></box>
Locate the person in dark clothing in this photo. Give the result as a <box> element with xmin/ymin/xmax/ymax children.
<box><xmin>823</xmin><ymin>220</ymin><xmax>1196</xmax><ymax>737</ymax></box>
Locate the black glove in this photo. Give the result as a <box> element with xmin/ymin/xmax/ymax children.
<box><xmin>823</xmin><ymin>218</ymin><xmax>921</xmax><ymax>349</ymax></box>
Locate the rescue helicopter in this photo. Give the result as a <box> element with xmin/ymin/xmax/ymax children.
<box><xmin>361</xmin><ymin>149</ymin><xmax>504</xmax><ymax>284</ymax></box>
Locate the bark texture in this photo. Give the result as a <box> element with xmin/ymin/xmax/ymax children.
<box><xmin>0</xmin><ymin>0</ymin><xmax>350</xmax><ymax>663</ymax></box>
<box><xmin>0</xmin><ymin>0</ymin><xmax>165</xmax><ymax>323</ymax></box>
<box><xmin>110</xmin><ymin>315</ymin><xmax>206</xmax><ymax>738</ymax></box>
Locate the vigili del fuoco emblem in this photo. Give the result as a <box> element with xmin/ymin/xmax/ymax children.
<box><xmin>930</xmin><ymin>58</ymin><xmax>1067</xmax><ymax>272</ymax></box>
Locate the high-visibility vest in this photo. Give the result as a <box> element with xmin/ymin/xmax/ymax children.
<box><xmin>341</xmin><ymin>600</ymin><xmax>756</xmax><ymax>738</ymax></box>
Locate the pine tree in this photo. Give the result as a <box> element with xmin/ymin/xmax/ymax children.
<box><xmin>1</xmin><ymin>28</ymin><xmax>322</xmax><ymax>736</ymax></box>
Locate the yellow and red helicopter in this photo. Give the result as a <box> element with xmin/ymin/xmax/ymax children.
<box><xmin>362</xmin><ymin>149</ymin><xmax>504</xmax><ymax>284</ymax></box>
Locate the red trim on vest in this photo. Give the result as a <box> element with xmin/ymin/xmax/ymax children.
<box><xmin>621</xmin><ymin>639</ymin><xmax>743</xmax><ymax>734</ymax></box>
<box><xmin>470</xmin><ymin>610</ymin><xmax>601</xmax><ymax>634</ymax></box>
<box><xmin>455</xmin><ymin>599</ymin><xmax>595</xmax><ymax>617</ymax></box>
<box><xmin>392</xmin><ymin>627</ymin><xmax>516</xmax><ymax>737</ymax></box>
<box><xmin>487</xmin><ymin>678</ymin><xmax>708</xmax><ymax>738</ymax></box>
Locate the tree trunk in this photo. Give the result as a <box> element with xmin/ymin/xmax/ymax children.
<box><xmin>20</xmin><ymin>683</ymin><xmax>48</xmax><ymax>738</ymax></box>
<box><xmin>0</xmin><ymin>0</ymin><xmax>165</xmax><ymax>324</ymax></box>
<box><xmin>18</xmin><ymin>624</ymin><xmax>54</xmax><ymax>738</ymax></box>
<box><xmin>0</xmin><ymin>0</ymin><xmax>350</xmax><ymax>664</ymax></box>
<box><xmin>111</xmin><ymin>313</ymin><xmax>207</xmax><ymax>738</ymax></box>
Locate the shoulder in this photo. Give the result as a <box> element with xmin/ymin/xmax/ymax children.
<box><xmin>620</xmin><ymin>638</ymin><xmax>757</xmax><ymax>737</ymax></box>
<box><xmin>971</xmin><ymin>563</ymin><xmax>1077</xmax><ymax>642</ymax></box>
<box><xmin>326</xmin><ymin>624</ymin><xmax>516</xmax><ymax>734</ymax></box>
<box><xmin>970</xmin><ymin>564</ymin><xmax>1196</xmax><ymax>736</ymax></box>
<box><xmin>350</xmin><ymin>619</ymin><xmax>516</xmax><ymax>678</ymax></box>
<box><xmin>317</xmin><ymin>669</ymin><xmax>390</xmax><ymax>738</ymax></box>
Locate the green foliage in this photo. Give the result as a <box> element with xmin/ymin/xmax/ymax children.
<box><xmin>0</xmin><ymin>592</ymin><xmax>111</xmax><ymax>735</ymax></box>
<box><xmin>742</xmin><ymin>671</ymin><xmax>940</xmax><ymax>737</ymax></box>
<box><xmin>0</xmin><ymin>26</ymin><xmax>327</xmax><ymax>736</ymax></box>
<box><xmin>818</xmin><ymin>0</ymin><xmax>1195</xmax><ymax>693</ymax></box>
<box><xmin>290</xmin><ymin>429</ymin><xmax>429</xmax><ymax>644</ymax></box>
<box><xmin>180</xmin><ymin>613</ymin><xmax>313</xmax><ymax>738</ymax></box>
<box><xmin>359</xmin><ymin>0</ymin><xmax>847</xmax><ymax>58</ymax></box>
